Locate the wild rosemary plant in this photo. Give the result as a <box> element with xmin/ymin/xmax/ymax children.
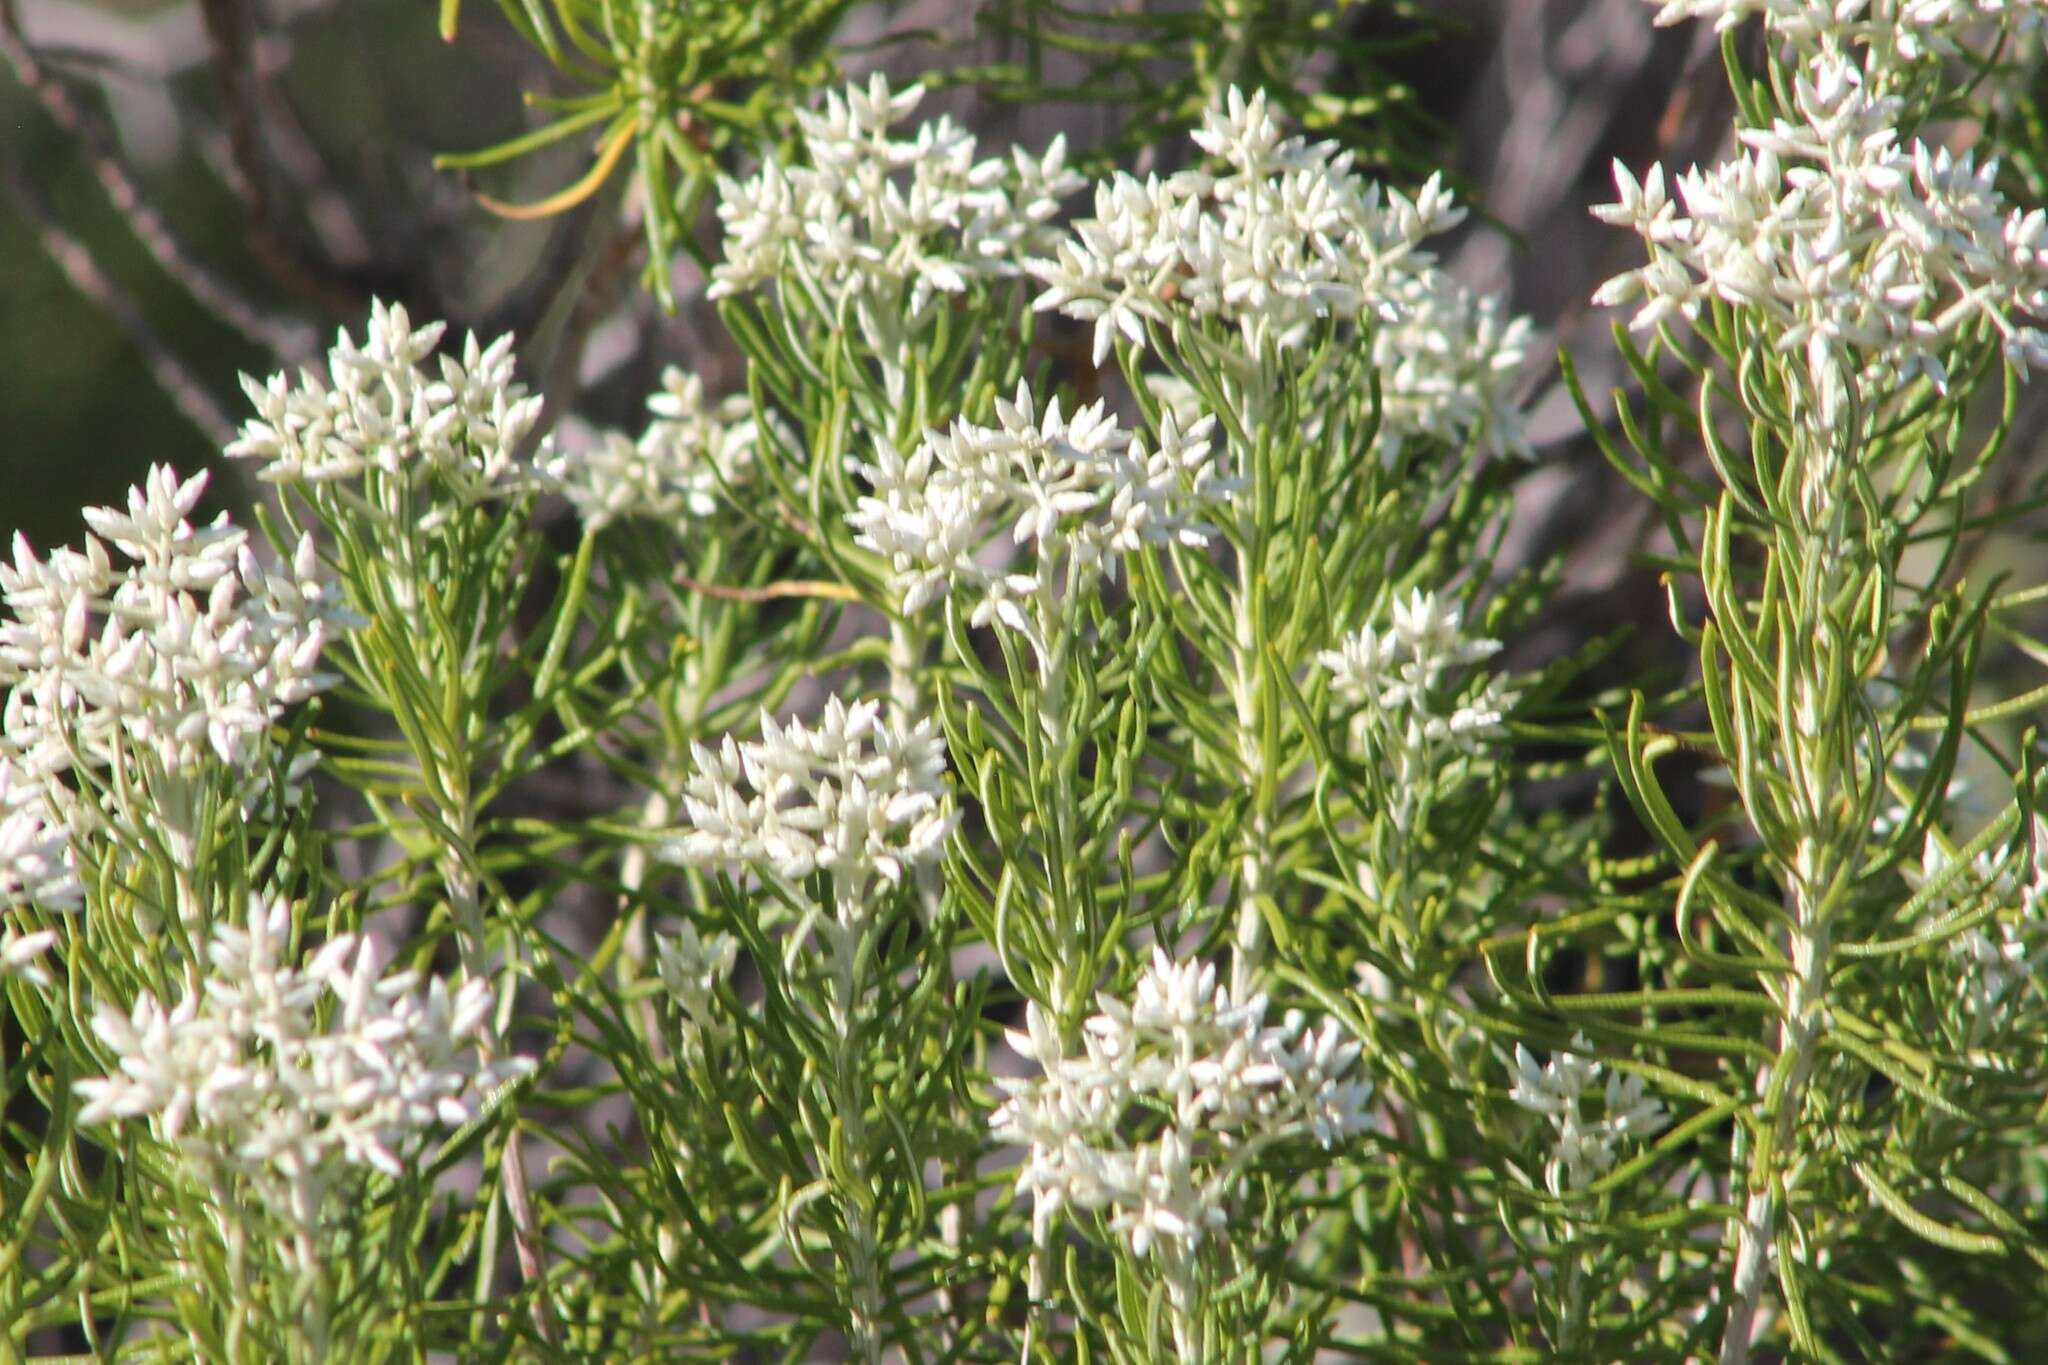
<box><xmin>1576</xmin><ymin>2</ymin><xmax>2048</xmax><ymax>1357</ymax></box>
<box><xmin>4</xmin><ymin>1</ymin><xmax>2048</xmax><ymax>1361</ymax></box>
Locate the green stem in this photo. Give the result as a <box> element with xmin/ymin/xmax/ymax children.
<box><xmin>1033</xmin><ymin>596</ymin><xmax>1087</xmax><ymax>1031</ymax></box>
<box><xmin>1719</xmin><ymin>440</ymin><xmax>1855</xmax><ymax>1364</ymax></box>
<box><xmin>1020</xmin><ymin>588</ymin><xmax>1088</xmax><ymax>1355</ymax></box>
<box><xmin>1721</xmin><ymin>863</ymin><xmax>1834</xmax><ymax>1365</ymax></box>
<box><xmin>1230</xmin><ymin>571</ymin><xmax>1274</xmax><ymax>1001</ymax></box>
<box><xmin>887</xmin><ymin>615</ymin><xmax>964</xmax><ymax>1345</ymax></box>
<box><xmin>1229</xmin><ymin>380</ymin><xmax>1277</xmax><ymax>1002</ymax></box>
<box><xmin>825</xmin><ymin>926</ymin><xmax>885</xmax><ymax>1365</ymax></box>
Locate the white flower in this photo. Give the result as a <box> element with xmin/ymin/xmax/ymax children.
<box><xmin>1281</xmin><ymin>1015</ymin><xmax>1378</xmax><ymax>1145</ymax></box>
<box><xmin>0</xmin><ymin>758</ymin><xmax>81</xmax><ymax>914</ymax></box>
<box><xmin>229</xmin><ymin>300</ymin><xmax>548</xmax><ymax>507</ymax></box>
<box><xmin>1640</xmin><ymin>0</ymin><xmax>2043</xmax><ymax>66</ymax></box>
<box><xmin>546</xmin><ymin>369</ymin><xmax>769</xmax><ymax>530</ymax></box>
<box><xmin>655</xmin><ymin>921</ymin><xmax>740</xmax><ymax>1029</ymax></box>
<box><xmin>661</xmin><ymin>695</ymin><xmax>953</xmax><ymax>926</ymax></box>
<box><xmin>0</xmin><ymin>470</ymin><xmax>351</xmax><ymax>874</ymax></box>
<box><xmin>1109</xmin><ymin>1126</ymin><xmax>1230</xmax><ymax>1261</ymax></box>
<box><xmin>1029</xmin><ymin>173</ymin><xmax>1182</xmax><ymax>365</ymax></box>
<box><xmin>1509</xmin><ymin>1032</ymin><xmax>1669</xmax><ymax>1195</ymax></box>
<box><xmin>710</xmin><ymin>74</ymin><xmax>1082</xmax><ymax>321</ymax></box>
<box><xmin>77</xmin><ymin>992</ymin><xmax>238</xmax><ymax>1141</ymax></box>
<box><xmin>848</xmin><ymin>381</ymin><xmax>1223</xmax><ymax>654</ymax></box>
<box><xmin>0</xmin><ymin>924</ymin><xmax>57</xmax><ymax>987</ymax></box>
<box><xmin>1317</xmin><ymin>590</ymin><xmax>1516</xmax><ymax>826</ymax></box>
<box><xmin>1592</xmin><ymin>45</ymin><xmax>2048</xmax><ymax>431</ymax></box>
<box><xmin>1031</xmin><ymin>86</ymin><xmax>1532</xmax><ymax>421</ymax></box>
<box><xmin>75</xmin><ymin>894</ymin><xmax>529</xmax><ymax>1260</ymax></box>
<box><xmin>1372</xmin><ymin>269</ymin><xmax>1535</xmax><ymax>463</ymax></box>
<box><xmin>991</xmin><ymin>947</ymin><xmax>1372</xmax><ymax>1265</ymax></box>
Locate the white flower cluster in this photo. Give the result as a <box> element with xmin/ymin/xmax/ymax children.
<box><xmin>1594</xmin><ymin>48</ymin><xmax>2048</xmax><ymax>429</ymax></box>
<box><xmin>1371</xmin><ymin>270</ymin><xmax>1536</xmax><ymax>464</ymax></box>
<box><xmin>1904</xmin><ymin>818</ymin><xmax>2048</xmax><ymax>1047</ymax></box>
<box><xmin>546</xmin><ymin>368</ymin><xmax>768</xmax><ymax>531</ymax></box>
<box><xmin>1644</xmin><ymin>0</ymin><xmax>2044</xmax><ymax>65</ymax></box>
<box><xmin>76</xmin><ymin>894</ymin><xmax>529</xmax><ymax>1256</ymax></box>
<box><xmin>655</xmin><ymin>919</ymin><xmax>740</xmax><ymax>1034</ymax></box>
<box><xmin>1318</xmin><ymin>590</ymin><xmax>1518</xmax><ymax>824</ymax></box>
<box><xmin>0</xmin><ymin>757</ymin><xmax>81</xmax><ymax>915</ymax></box>
<box><xmin>0</xmin><ymin>467</ymin><xmax>349</xmax><ymax>869</ymax></box>
<box><xmin>663</xmin><ymin>696</ymin><xmax>953</xmax><ymax>926</ymax></box>
<box><xmin>1030</xmin><ymin>88</ymin><xmax>1532</xmax><ymax>461</ymax></box>
<box><xmin>1508</xmin><ymin>1033</ymin><xmax>1669</xmax><ymax>1195</ymax></box>
<box><xmin>849</xmin><ymin>382</ymin><xmax>1224</xmax><ymax>657</ymax></box>
<box><xmin>0</xmin><ymin>923</ymin><xmax>57</xmax><ymax>987</ymax></box>
<box><xmin>228</xmin><ymin>300</ymin><xmax>547</xmax><ymax>509</ymax></box>
<box><xmin>990</xmin><ymin>950</ymin><xmax>1372</xmax><ymax>1273</ymax></box>
<box><xmin>710</xmin><ymin>74</ymin><xmax>1083</xmax><ymax>323</ymax></box>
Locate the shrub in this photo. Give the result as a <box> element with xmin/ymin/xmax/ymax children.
<box><xmin>4</xmin><ymin>1</ymin><xmax>2047</xmax><ymax>1358</ymax></box>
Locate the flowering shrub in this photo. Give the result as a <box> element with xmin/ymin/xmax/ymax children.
<box><xmin>5</xmin><ymin>2</ymin><xmax>2048</xmax><ymax>1360</ymax></box>
<box><xmin>77</xmin><ymin>894</ymin><xmax>526</xmax><ymax>1274</ymax></box>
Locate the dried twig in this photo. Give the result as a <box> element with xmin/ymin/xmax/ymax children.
<box><xmin>193</xmin><ymin>0</ymin><xmax>361</xmax><ymax>315</ymax></box>
<box><xmin>675</xmin><ymin>575</ymin><xmax>863</xmax><ymax>604</ymax></box>
<box><xmin>500</xmin><ymin>1131</ymin><xmax>557</xmax><ymax>1344</ymax></box>
<box><xmin>246</xmin><ymin>28</ymin><xmax>375</xmax><ymax>269</ymax></box>
<box><xmin>529</xmin><ymin>207</ymin><xmax>647</xmax><ymax>449</ymax></box>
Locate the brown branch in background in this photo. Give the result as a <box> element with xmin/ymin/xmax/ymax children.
<box><xmin>500</xmin><ymin>1132</ymin><xmax>558</xmax><ymax>1345</ymax></box>
<box><xmin>0</xmin><ymin>0</ymin><xmax>319</xmax><ymax>364</ymax></box>
<box><xmin>193</xmin><ymin>0</ymin><xmax>361</xmax><ymax>316</ymax></box>
<box><xmin>245</xmin><ymin>30</ymin><xmax>376</xmax><ymax>269</ymax></box>
<box><xmin>527</xmin><ymin>209</ymin><xmax>647</xmax><ymax>452</ymax></box>
<box><xmin>1522</xmin><ymin>22</ymin><xmax>1729</xmax><ymax>359</ymax></box>
<box><xmin>3</xmin><ymin>155</ymin><xmax>235</xmax><ymax>449</ymax></box>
